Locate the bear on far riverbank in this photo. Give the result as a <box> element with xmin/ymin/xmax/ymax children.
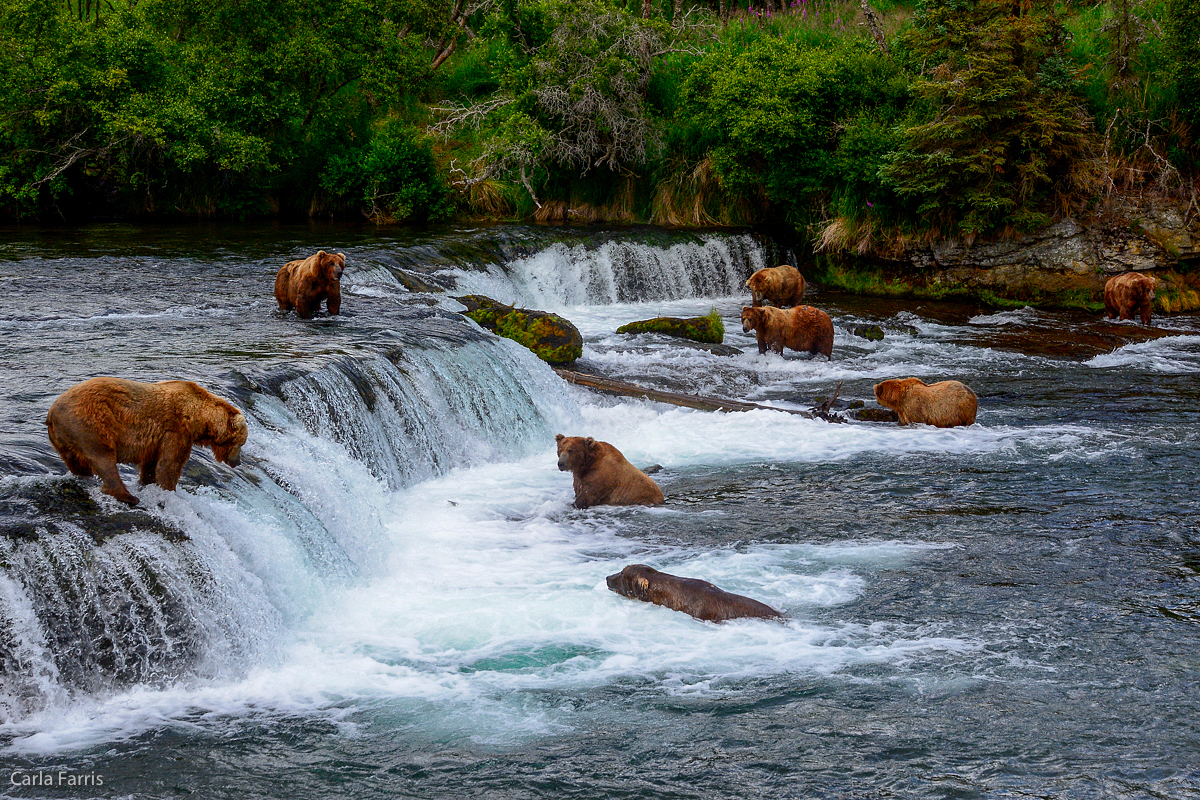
<box><xmin>1103</xmin><ymin>271</ymin><xmax>1156</xmax><ymax>325</ymax></box>
<box><xmin>746</xmin><ymin>265</ymin><xmax>805</xmax><ymax>308</ymax></box>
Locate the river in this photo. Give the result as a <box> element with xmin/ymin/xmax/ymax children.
<box><xmin>0</xmin><ymin>222</ymin><xmax>1197</xmax><ymax>799</ymax></box>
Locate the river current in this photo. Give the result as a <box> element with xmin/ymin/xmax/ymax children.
<box><xmin>0</xmin><ymin>223</ymin><xmax>1197</xmax><ymax>799</ymax></box>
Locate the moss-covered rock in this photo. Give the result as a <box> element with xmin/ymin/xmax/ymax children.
<box><xmin>847</xmin><ymin>324</ymin><xmax>885</xmax><ymax>341</ymax></box>
<box><xmin>616</xmin><ymin>309</ymin><xmax>724</xmax><ymax>344</ymax></box>
<box><xmin>454</xmin><ymin>295</ymin><xmax>583</xmax><ymax>365</ymax></box>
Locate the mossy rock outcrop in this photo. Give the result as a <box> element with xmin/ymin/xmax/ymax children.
<box><xmin>616</xmin><ymin>311</ymin><xmax>724</xmax><ymax>344</ymax></box>
<box><xmin>454</xmin><ymin>295</ymin><xmax>583</xmax><ymax>365</ymax></box>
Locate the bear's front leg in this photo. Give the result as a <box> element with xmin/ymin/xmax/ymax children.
<box><xmin>756</xmin><ymin>329</ymin><xmax>768</xmax><ymax>355</ymax></box>
<box><xmin>154</xmin><ymin>434</ymin><xmax>194</xmax><ymax>492</ymax></box>
<box><xmin>327</xmin><ymin>287</ymin><xmax>341</xmax><ymax>315</ymax></box>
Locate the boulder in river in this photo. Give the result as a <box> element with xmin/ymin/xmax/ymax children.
<box><xmin>616</xmin><ymin>310</ymin><xmax>724</xmax><ymax>344</ymax></box>
<box><xmin>454</xmin><ymin>295</ymin><xmax>583</xmax><ymax>365</ymax></box>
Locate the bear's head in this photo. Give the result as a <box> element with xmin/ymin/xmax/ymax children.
<box><xmin>606</xmin><ymin>564</ymin><xmax>657</xmax><ymax>600</ymax></box>
<box><xmin>556</xmin><ymin>433</ymin><xmax>598</xmax><ymax>473</ymax></box>
<box><xmin>873</xmin><ymin>377</ymin><xmax>925</xmax><ymax>409</ymax></box>
<box><xmin>741</xmin><ymin>306</ymin><xmax>766</xmax><ymax>333</ymax></box>
<box><xmin>210</xmin><ymin>411</ymin><xmax>248</xmax><ymax>467</ymax></box>
<box><xmin>315</xmin><ymin>250</ymin><xmax>346</xmax><ymax>281</ymax></box>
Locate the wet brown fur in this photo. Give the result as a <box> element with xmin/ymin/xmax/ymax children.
<box><xmin>555</xmin><ymin>434</ymin><xmax>664</xmax><ymax>509</ymax></box>
<box><xmin>274</xmin><ymin>250</ymin><xmax>347</xmax><ymax>319</ymax></box>
<box><xmin>746</xmin><ymin>265</ymin><xmax>805</xmax><ymax>308</ymax></box>
<box><xmin>873</xmin><ymin>377</ymin><xmax>977</xmax><ymax>428</ymax></box>
<box><xmin>606</xmin><ymin>564</ymin><xmax>783</xmax><ymax>622</ymax></box>
<box><xmin>741</xmin><ymin>305</ymin><xmax>833</xmax><ymax>359</ymax></box>
<box><xmin>1103</xmin><ymin>271</ymin><xmax>1156</xmax><ymax>325</ymax></box>
<box><xmin>46</xmin><ymin>377</ymin><xmax>248</xmax><ymax>506</ymax></box>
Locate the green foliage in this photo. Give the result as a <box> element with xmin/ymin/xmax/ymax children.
<box><xmin>0</xmin><ymin>0</ymin><xmax>443</xmax><ymax>219</ymax></box>
<box><xmin>320</xmin><ymin>121</ymin><xmax>453</xmax><ymax>222</ymax></box>
<box><xmin>678</xmin><ymin>37</ymin><xmax>909</xmax><ymax>228</ymax></box>
<box><xmin>883</xmin><ymin>0</ymin><xmax>1095</xmax><ymax>236</ymax></box>
<box><xmin>1165</xmin><ymin>0</ymin><xmax>1200</xmax><ymax>130</ymax></box>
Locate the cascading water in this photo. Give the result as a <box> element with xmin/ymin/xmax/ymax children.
<box><xmin>0</xmin><ymin>224</ymin><xmax>1197</xmax><ymax>800</ymax></box>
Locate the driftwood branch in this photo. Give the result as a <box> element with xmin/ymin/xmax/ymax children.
<box><xmin>859</xmin><ymin>0</ymin><xmax>889</xmax><ymax>55</ymax></box>
<box><xmin>555</xmin><ymin>369</ymin><xmax>816</xmax><ymax>418</ymax></box>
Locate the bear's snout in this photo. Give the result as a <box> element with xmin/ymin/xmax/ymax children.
<box><xmin>557</xmin><ymin>452</ymin><xmax>571</xmax><ymax>471</ymax></box>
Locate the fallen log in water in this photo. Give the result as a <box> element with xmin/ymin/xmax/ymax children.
<box><xmin>553</xmin><ymin>368</ymin><xmax>815</xmax><ymax>419</ymax></box>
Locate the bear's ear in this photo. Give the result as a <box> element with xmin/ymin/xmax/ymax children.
<box><xmin>555</xmin><ymin>433</ymin><xmax>564</xmax><ymax>442</ymax></box>
<box><xmin>584</xmin><ymin>437</ymin><xmax>595</xmax><ymax>447</ymax></box>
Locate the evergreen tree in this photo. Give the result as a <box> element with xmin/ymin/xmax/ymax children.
<box><xmin>884</xmin><ymin>0</ymin><xmax>1094</xmax><ymax>235</ymax></box>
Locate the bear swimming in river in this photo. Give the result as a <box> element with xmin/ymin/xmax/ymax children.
<box><xmin>606</xmin><ymin>564</ymin><xmax>783</xmax><ymax>622</ymax></box>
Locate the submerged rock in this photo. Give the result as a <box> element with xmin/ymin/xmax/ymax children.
<box><xmin>454</xmin><ymin>295</ymin><xmax>583</xmax><ymax>365</ymax></box>
<box><xmin>848</xmin><ymin>323</ymin><xmax>885</xmax><ymax>341</ymax></box>
<box><xmin>850</xmin><ymin>407</ymin><xmax>901</xmax><ymax>423</ymax></box>
<box><xmin>617</xmin><ymin>311</ymin><xmax>725</xmax><ymax>344</ymax></box>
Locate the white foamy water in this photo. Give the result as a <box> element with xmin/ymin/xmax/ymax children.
<box><xmin>1085</xmin><ymin>333</ymin><xmax>1200</xmax><ymax>372</ymax></box>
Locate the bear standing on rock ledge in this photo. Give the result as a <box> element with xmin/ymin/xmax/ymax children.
<box><xmin>1103</xmin><ymin>271</ymin><xmax>1156</xmax><ymax>325</ymax></box>
<box><xmin>46</xmin><ymin>377</ymin><xmax>249</xmax><ymax>506</ymax></box>
<box><xmin>274</xmin><ymin>250</ymin><xmax>347</xmax><ymax>319</ymax></box>
<box><xmin>555</xmin><ymin>434</ymin><xmax>664</xmax><ymax>509</ymax></box>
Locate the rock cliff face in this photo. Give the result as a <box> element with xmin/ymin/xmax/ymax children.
<box><xmin>902</xmin><ymin>206</ymin><xmax>1200</xmax><ymax>310</ymax></box>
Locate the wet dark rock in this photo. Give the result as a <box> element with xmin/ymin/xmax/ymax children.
<box><xmin>0</xmin><ymin>479</ymin><xmax>189</xmax><ymax>544</ymax></box>
<box><xmin>454</xmin><ymin>295</ymin><xmax>583</xmax><ymax>366</ymax></box>
<box><xmin>850</xmin><ymin>407</ymin><xmax>901</xmax><ymax>423</ymax></box>
<box><xmin>848</xmin><ymin>324</ymin><xmax>885</xmax><ymax>341</ymax></box>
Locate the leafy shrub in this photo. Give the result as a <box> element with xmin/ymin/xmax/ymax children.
<box><xmin>320</xmin><ymin>121</ymin><xmax>453</xmax><ymax>223</ymax></box>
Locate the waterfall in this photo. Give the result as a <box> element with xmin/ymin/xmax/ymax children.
<box><xmin>0</xmin><ymin>334</ymin><xmax>578</xmax><ymax>722</ymax></box>
<box><xmin>393</xmin><ymin>230</ymin><xmax>783</xmax><ymax>309</ymax></box>
<box><xmin>0</xmin><ymin>224</ymin><xmax>783</xmax><ymax>725</ymax></box>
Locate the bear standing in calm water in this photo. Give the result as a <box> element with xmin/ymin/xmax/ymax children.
<box><xmin>873</xmin><ymin>377</ymin><xmax>977</xmax><ymax>428</ymax></box>
<box><xmin>555</xmin><ymin>434</ymin><xmax>664</xmax><ymax>509</ymax></box>
<box><xmin>746</xmin><ymin>265</ymin><xmax>805</xmax><ymax>308</ymax></box>
<box><xmin>46</xmin><ymin>377</ymin><xmax>248</xmax><ymax>506</ymax></box>
<box><xmin>1103</xmin><ymin>271</ymin><xmax>1156</xmax><ymax>325</ymax></box>
<box><xmin>274</xmin><ymin>250</ymin><xmax>346</xmax><ymax>319</ymax></box>
<box><xmin>741</xmin><ymin>305</ymin><xmax>833</xmax><ymax>359</ymax></box>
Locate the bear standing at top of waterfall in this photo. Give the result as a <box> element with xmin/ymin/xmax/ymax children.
<box><xmin>873</xmin><ymin>377</ymin><xmax>977</xmax><ymax>428</ymax></box>
<box><xmin>741</xmin><ymin>305</ymin><xmax>833</xmax><ymax>359</ymax></box>
<box><xmin>746</xmin><ymin>265</ymin><xmax>805</xmax><ymax>307</ymax></box>
<box><xmin>555</xmin><ymin>434</ymin><xmax>664</xmax><ymax>509</ymax></box>
<box><xmin>46</xmin><ymin>377</ymin><xmax>249</xmax><ymax>506</ymax></box>
<box><xmin>274</xmin><ymin>250</ymin><xmax>346</xmax><ymax>319</ymax></box>
<box><xmin>1103</xmin><ymin>271</ymin><xmax>1156</xmax><ymax>325</ymax></box>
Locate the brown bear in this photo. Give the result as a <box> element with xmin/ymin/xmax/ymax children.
<box><xmin>746</xmin><ymin>265</ymin><xmax>805</xmax><ymax>308</ymax></box>
<box><xmin>741</xmin><ymin>305</ymin><xmax>833</xmax><ymax>359</ymax></box>
<box><xmin>45</xmin><ymin>377</ymin><xmax>249</xmax><ymax>506</ymax></box>
<box><xmin>606</xmin><ymin>564</ymin><xmax>783</xmax><ymax>623</ymax></box>
<box><xmin>1103</xmin><ymin>271</ymin><xmax>1156</xmax><ymax>325</ymax></box>
<box><xmin>555</xmin><ymin>434</ymin><xmax>664</xmax><ymax>509</ymax></box>
<box><xmin>274</xmin><ymin>250</ymin><xmax>347</xmax><ymax>319</ymax></box>
<box><xmin>872</xmin><ymin>377</ymin><xmax>977</xmax><ymax>428</ymax></box>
